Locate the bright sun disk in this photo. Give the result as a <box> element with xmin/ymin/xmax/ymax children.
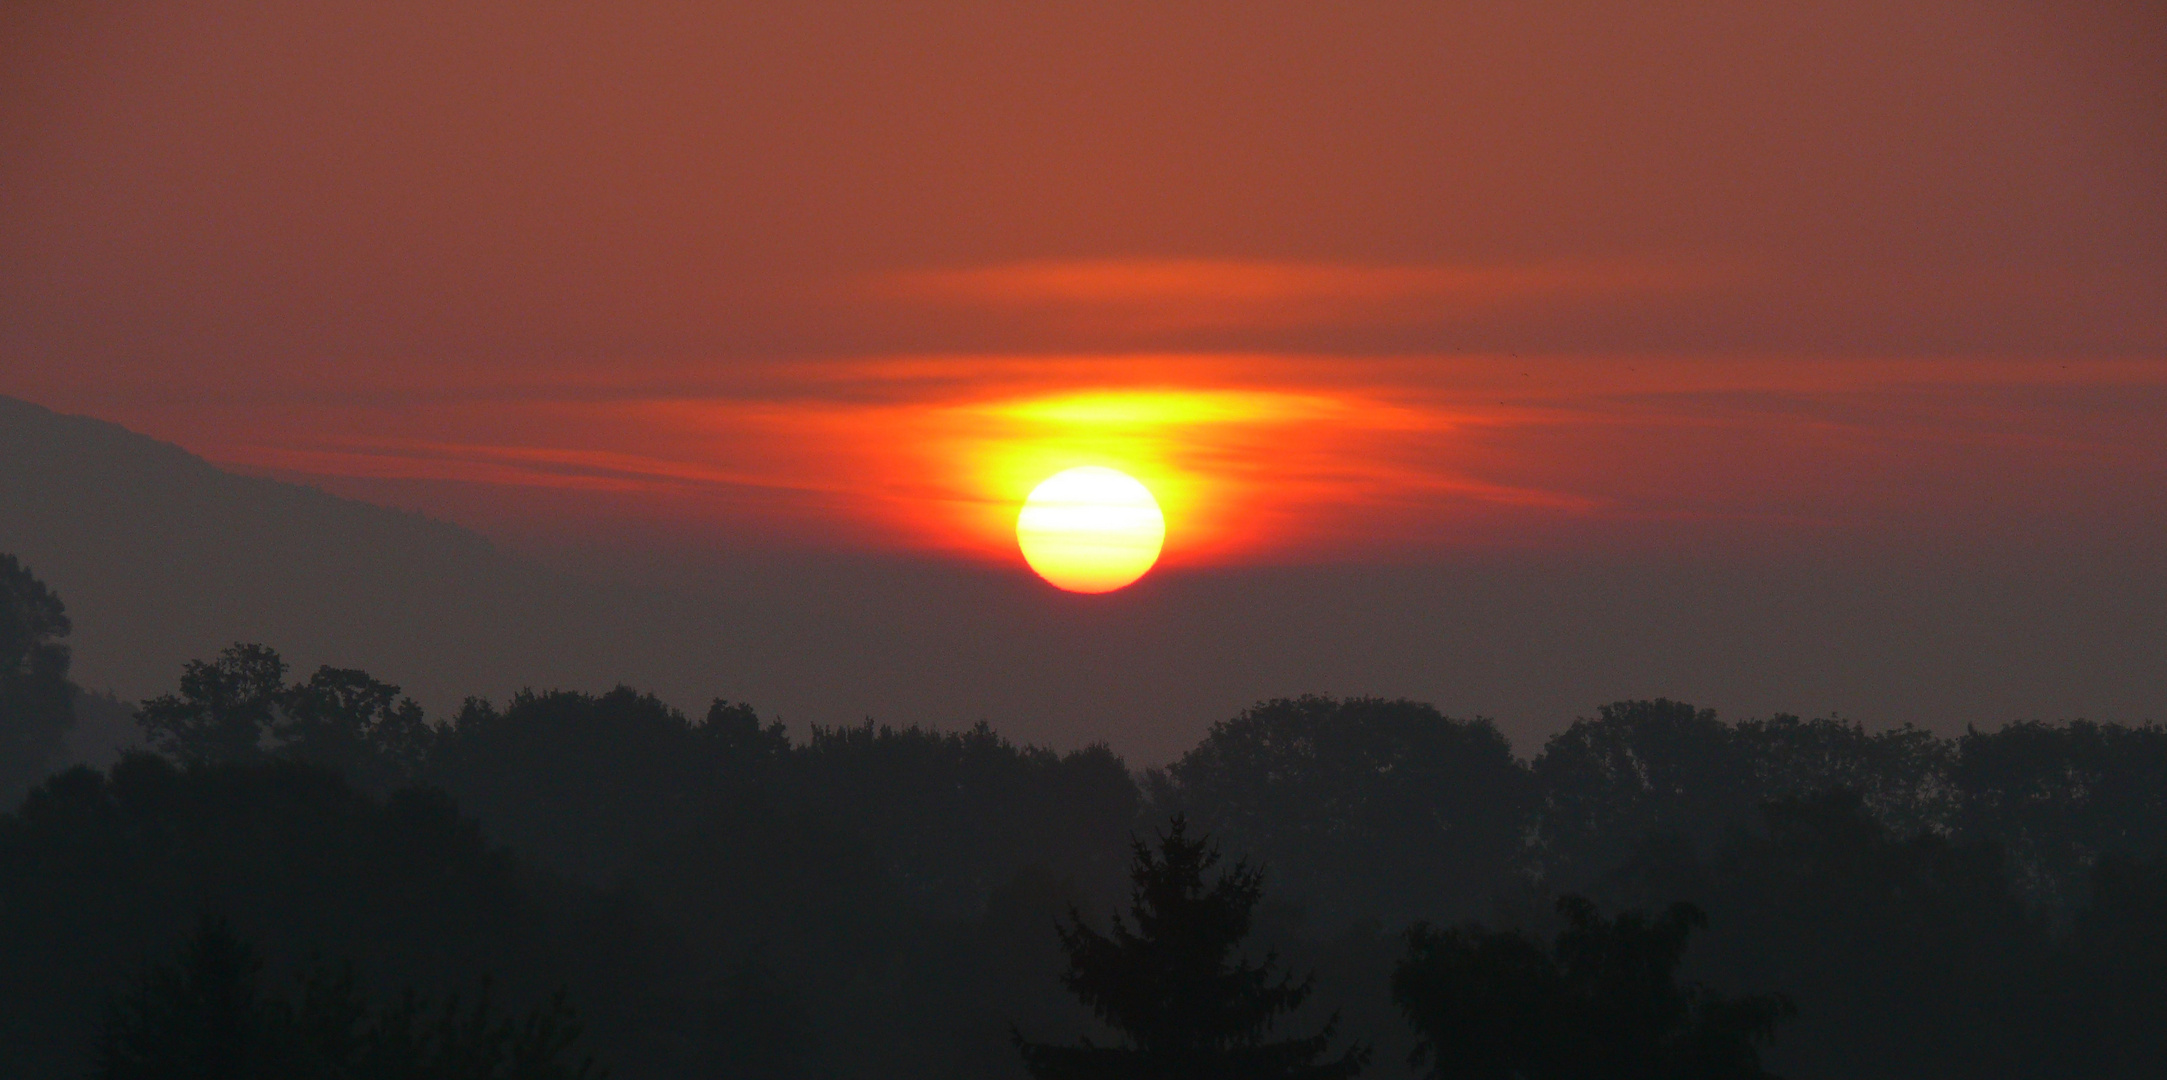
<box><xmin>1016</xmin><ymin>466</ymin><xmax>1166</xmax><ymax>593</ymax></box>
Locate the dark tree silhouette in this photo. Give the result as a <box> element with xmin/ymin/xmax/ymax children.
<box><xmin>277</xmin><ymin>665</ymin><xmax>432</xmax><ymax>793</ymax></box>
<box><xmin>52</xmin><ymin>644</ymin><xmax>2167</xmax><ymax>1079</ymax></box>
<box><xmin>799</xmin><ymin>719</ymin><xmax>1139</xmax><ymax>918</ymax></box>
<box><xmin>2062</xmin><ymin>852</ymin><xmax>2167</xmax><ymax>1076</ymax></box>
<box><xmin>428</xmin><ymin>686</ymin><xmax>742</xmax><ymax>884</ymax></box>
<box><xmin>1015</xmin><ymin>816</ymin><xmax>1369</xmax><ymax>1080</ymax></box>
<box><xmin>698</xmin><ymin>698</ymin><xmax>792</xmax><ymax>759</ymax></box>
<box><xmin>133</xmin><ymin>647</ymin><xmax>434</xmax><ymax>792</ymax></box>
<box><xmin>100</xmin><ymin>914</ymin><xmax>275</xmax><ymax>1079</ymax></box>
<box><xmin>135</xmin><ymin>643</ymin><xmax>288</xmax><ymax>764</ymax></box>
<box><xmin>1394</xmin><ymin>895</ymin><xmax>1792</xmax><ymax>1080</ymax></box>
<box><xmin>1532</xmin><ymin>700</ymin><xmax>1756</xmax><ymax>890</ymax></box>
<box><xmin>1153</xmin><ymin>695</ymin><xmax>1536</xmax><ymax>926</ymax></box>
<box><xmin>0</xmin><ymin>553</ymin><xmax>75</xmax><ymax>799</ymax></box>
<box><xmin>1535</xmin><ymin>702</ymin><xmax>1963</xmax><ymax>892</ymax></box>
<box><xmin>1606</xmin><ymin>788</ymin><xmax>2047</xmax><ymax>1080</ymax></box>
<box><xmin>1957</xmin><ymin>719</ymin><xmax>2167</xmax><ymax>913</ymax></box>
<box><xmin>1733</xmin><ymin>714</ymin><xmax>1955</xmax><ymax>839</ymax></box>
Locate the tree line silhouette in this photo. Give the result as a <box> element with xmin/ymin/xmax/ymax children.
<box><xmin>5</xmin><ymin>555</ymin><xmax>2167</xmax><ymax>1077</ymax></box>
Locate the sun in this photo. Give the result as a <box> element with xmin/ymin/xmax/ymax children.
<box><xmin>1016</xmin><ymin>466</ymin><xmax>1166</xmax><ymax>593</ymax></box>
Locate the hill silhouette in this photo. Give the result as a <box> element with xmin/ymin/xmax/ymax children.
<box><xmin>0</xmin><ymin>395</ymin><xmax>630</xmax><ymax>719</ymax></box>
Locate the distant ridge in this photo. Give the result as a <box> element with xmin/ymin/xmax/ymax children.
<box><xmin>0</xmin><ymin>395</ymin><xmax>634</xmax><ymax>719</ymax></box>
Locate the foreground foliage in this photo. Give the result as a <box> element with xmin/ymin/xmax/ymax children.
<box><xmin>5</xmin><ymin>587</ymin><xmax>2167</xmax><ymax>1078</ymax></box>
<box><xmin>100</xmin><ymin>914</ymin><xmax>598</xmax><ymax>1080</ymax></box>
<box><xmin>1394</xmin><ymin>897</ymin><xmax>1791</xmax><ymax>1080</ymax></box>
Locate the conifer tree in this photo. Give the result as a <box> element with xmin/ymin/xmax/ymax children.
<box><xmin>1015</xmin><ymin>816</ymin><xmax>1368</xmax><ymax>1080</ymax></box>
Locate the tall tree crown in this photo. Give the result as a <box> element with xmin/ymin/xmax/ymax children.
<box><xmin>1016</xmin><ymin>815</ymin><xmax>1368</xmax><ymax>1080</ymax></box>
<box><xmin>0</xmin><ymin>554</ymin><xmax>76</xmax><ymax>799</ymax></box>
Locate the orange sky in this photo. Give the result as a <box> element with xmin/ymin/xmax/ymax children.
<box><xmin>4</xmin><ymin>1</ymin><xmax>2163</xmax><ymax>572</ymax></box>
<box><xmin>74</xmin><ymin>350</ymin><xmax>2164</xmax><ymax>577</ymax></box>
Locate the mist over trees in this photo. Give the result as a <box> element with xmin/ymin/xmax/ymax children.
<box><xmin>4</xmin><ymin>556</ymin><xmax>2167</xmax><ymax>1077</ymax></box>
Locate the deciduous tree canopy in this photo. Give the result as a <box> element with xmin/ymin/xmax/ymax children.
<box><xmin>5</xmin><ymin>614</ymin><xmax>2167</xmax><ymax>1079</ymax></box>
<box><xmin>1394</xmin><ymin>896</ymin><xmax>1791</xmax><ymax>1080</ymax></box>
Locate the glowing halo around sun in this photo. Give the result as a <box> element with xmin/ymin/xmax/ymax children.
<box><xmin>1016</xmin><ymin>466</ymin><xmax>1167</xmax><ymax>592</ymax></box>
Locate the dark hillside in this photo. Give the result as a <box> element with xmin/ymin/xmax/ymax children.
<box><xmin>0</xmin><ymin>396</ymin><xmax>623</xmax><ymax>710</ymax></box>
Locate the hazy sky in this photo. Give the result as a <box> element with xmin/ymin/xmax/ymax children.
<box><xmin>4</xmin><ymin>2</ymin><xmax>2163</xmax><ymax>756</ymax></box>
